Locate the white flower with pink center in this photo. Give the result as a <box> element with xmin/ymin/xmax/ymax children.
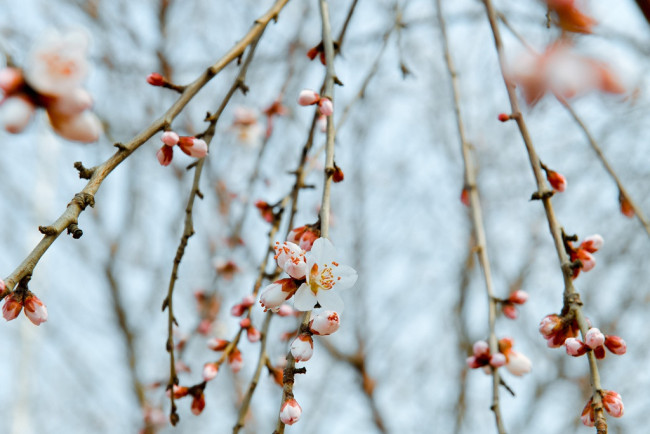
<box><xmin>293</xmin><ymin>238</ymin><xmax>357</xmax><ymax>312</ymax></box>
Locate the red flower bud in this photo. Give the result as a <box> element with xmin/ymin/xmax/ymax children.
<box><xmin>146</xmin><ymin>73</ymin><xmax>165</xmax><ymax>86</ymax></box>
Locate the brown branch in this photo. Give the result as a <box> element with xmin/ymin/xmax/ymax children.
<box><xmin>1</xmin><ymin>0</ymin><xmax>292</xmax><ymax>293</ymax></box>
<box><xmin>436</xmin><ymin>0</ymin><xmax>505</xmax><ymax>432</ymax></box>
<box><xmin>335</xmin><ymin>0</ymin><xmax>360</xmax><ymax>53</ymax></box>
<box><xmin>634</xmin><ymin>0</ymin><xmax>650</xmax><ymax>25</ymax></box>
<box><xmin>481</xmin><ymin>1</ymin><xmax>608</xmax><ymax>432</ymax></box>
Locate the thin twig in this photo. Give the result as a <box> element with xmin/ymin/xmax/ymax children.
<box><xmin>481</xmin><ymin>1</ymin><xmax>608</xmax><ymax>432</ymax></box>
<box><xmin>436</xmin><ymin>1</ymin><xmax>505</xmax><ymax>432</ymax></box>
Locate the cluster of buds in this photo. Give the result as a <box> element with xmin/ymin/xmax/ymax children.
<box><xmin>157</xmin><ymin>131</ymin><xmax>208</xmax><ymax>166</ymax></box>
<box><xmin>2</xmin><ymin>280</ymin><xmax>48</xmax><ymax>326</ymax></box>
<box><xmin>286</xmin><ymin>224</ymin><xmax>320</xmax><ymax>252</ymax></box>
<box><xmin>166</xmin><ymin>383</ymin><xmax>206</xmax><ymax>417</ymax></box>
<box><xmin>539</xmin><ymin>313</ymin><xmax>580</xmax><ymax>347</ymax></box>
<box><xmin>259</xmin><ymin>237</ymin><xmax>357</xmax><ymax>313</ymax></box>
<box><xmin>500</xmin><ymin>290</ymin><xmax>529</xmax><ymax>320</ymax></box>
<box><xmin>466</xmin><ymin>338</ymin><xmax>532</xmax><ymax>377</ymax></box>
<box><xmin>297</xmin><ymin>89</ymin><xmax>333</xmax><ymax>116</ymax></box>
<box><xmin>288</xmin><ymin>311</ymin><xmax>341</xmax><ymax>362</ymax></box>
<box><xmin>206</xmin><ymin>337</ymin><xmax>243</xmax><ymax>374</ymax></box>
<box><xmin>565</xmin><ymin>234</ymin><xmax>604</xmax><ymax>279</ymax></box>
<box><xmin>565</xmin><ymin>327</ymin><xmax>626</xmax><ymax>359</ymax></box>
<box><xmin>581</xmin><ymin>390</ymin><xmax>624</xmax><ymax>427</ymax></box>
<box><xmin>0</xmin><ymin>30</ymin><xmax>102</xmax><ymax>142</ymax></box>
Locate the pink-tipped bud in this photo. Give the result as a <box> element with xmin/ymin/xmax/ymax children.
<box><xmin>498</xmin><ymin>113</ymin><xmax>511</xmax><ymax>122</ymax></box>
<box><xmin>241</xmin><ymin>294</ymin><xmax>255</xmax><ymax>308</ymax></box>
<box><xmin>161</xmin><ymin>131</ymin><xmax>180</xmax><ymax>147</ymax></box>
<box><xmin>23</xmin><ymin>293</ymin><xmax>47</xmax><ymax>325</ymax></box>
<box><xmin>228</xmin><ymin>349</ymin><xmax>243</xmax><ymax>373</ymax></box>
<box><xmin>489</xmin><ymin>353</ymin><xmax>506</xmax><ymax>367</ymax></box>
<box><xmin>191</xmin><ymin>392</ymin><xmax>206</xmax><ymax>415</ymax></box>
<box><xmin>309</xmin><ymin>310</ymin><xmax>340</xmax><ymax>336</ymax></box>
<box><xmin>546</xmin><ymin>170</ymin><xmax>567</xmax><ymax>192</ymax></box>
<box><xmin>472</xmin><ymin>340</ymin><xmax>489</xmax><ymax>356</ymax></box>
<box><xmin>287</xmin><ymin>226</ymin><xmax>320</xmax><ymax>252</ymax></box>
<box><xmin>239</xmin><ymin>318</ymin><xmax>251</xmax><ymax>329</ymax></box>
<box><xmin>580</xmin><ymin>234</ymin><xmax>604</xmax><ymax>253</ymax></box>
<box><xmin>576</xmin><ymin>249</ymin><xmax>595</xmax><ymax>272</ymax></box>
<box><xmin>539</xmin><ymin>314</ymin><xmax>562</xmax><ymax>337</ymax></box>
<box><xmin>565</xmin><ymin>337</ymin><xmax>588</xmax><ymax>356</ymax></box>
<box><xmin>502</xmin><ymin>303</ymin><xmax>518</xmax><ymax>320</ymax></box>
<box><xmin>290</xmin><ymin>334</ymin><xmax>314</xmax><ymax>362</ymax></box>
<box><xmin>202</xmin><ymin>362</ymin><xmax>219</xmax><ymax>381</ymax></box>
<box><xmin>466</xmin><ymin>356</ymin><xmax>480</xmax><ymax>369</ymax></box>
<box><xmin>585</xmin><ymin>328</ymin><xmax>605</xmax><ymax>349</ymax></box>
<box><xmin>167</xmin><ymin>385</ymin><xmax>190</xmax><ymax>399</ymax></box>
<box><xmin>280</xmin><ymin>398</ymin><xmax>302</xmax><ymax>425</ymax></box>
<box><xmin>207</xmin><ymin>338</ymin><xmax>229</xmax><ymax>352</ymax></box>
<box><xmin>298</xmin><ymin>89</ymin><xmax>319</xmax><ymax>106</ymax></box>
<box><xmin>157</xmin><ymin>145</ymin><xmax>173</xmax><ymax>166</ymax></box>
<box><xmin>318</xmin><ymin>97</ymin><xmax>333</xmax><ymax>116</ymax></box>
<box><xmin>230</xmin><ymin>303</ymin><xmax>246</xmax><ymax>317</ymax></box>
<box><xmin>178</xmin><ymin>137</ymin><xmax>208</xmax><ymax>158</ymax></box>
<box><xmin>260</xmin><ymin>279</ymin><xmax>298</xmax><ymax>312</ymax></box>
<box><xmin>508</xmin><ymin>290</ymin><xmax>528</xmax><ymax>304</ymax></box>
<box><xmin>246</xmin><ymin>326</ymin><xmax>261</xmax><ymax>343</ymax></box>
<box><xmin>2</xmin><ymin>292</ymin><xmax>23</xmax><ymax>322</ymax></box>
<box><xmin>0</xmin><ymin>67</ymin><xmax>24</xmax><ymax>94</ymax></box>
<box><xmin>604</xmin><ymin>335</ymin><xmax>626</xmax><ymax>355</ymax></box>
<box><xmin>147</xmin><ymin>72</ymin><xmax>165</xmax><ymax>86</ymax></box>
<box><xmin>581</xmin><ymin>398</ymin><xmax>595</xmax><ymax>427</ymax></box>
<box><xmin>602</xmin><ymin>390</ymin><xmax>624</xmax><ymax>418</ymax></box>
<box><xmin>196</xmin><ymin>319</ymin><xmax>212</xmax><ymax>335</ymax></box>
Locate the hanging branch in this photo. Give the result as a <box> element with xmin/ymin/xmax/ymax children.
<box><xmin>481</xmin><ymin>0</ymin><xmax>608</xmax><ymax>432</ymax></box>
<box><xmin>436</xmin><ymin>0</ymin><xmax>506</xmax><ymax>432</ymax></box>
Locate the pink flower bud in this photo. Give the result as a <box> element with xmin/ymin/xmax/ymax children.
<box><xmin>580</xmin><ymin>234</ymin><xmax>604</xmax><ymax>253</ymax></box>
<box><xmin>502</xmin><ymin>303</ymin><xmax>518</xmax><ymax>319</ymax></box>
<box><xmin>0</xmin><ymin>67</ymin><xmax>24</xmax><ymax>94</ymax></box>
<box><xmin>497</xmin><ymin>113</ymin><xmax>511</xmax><ymax>122</ymax></box>
<box><xmin>309</xmin><ymin>310</ymin><xmax>340</xmax><ymax>336</ymax></box>
<box><xmin>565</xmin><ymin>337</ymin><xmax>588</xmax><ymax>356</ymax></box>
<box><xmin>2</xmin><ymin>292</ymin><xmax>23</xmax><ymax>321</ymax></box>
<box><xmin>228</xmin><ymin>349</ymin><xmax>243</xmax><ymax>373</ymax></box>
<box><xmin>48</xmin><ymin>88</ymin><xmax>93</xmax><ymax>116</ymax></box>
<box><xmin>466</xmin><ymin>356</ymin><xmax>480</xmax><ymax>369</ymax></box>
<box><xmin>196</xmin><ymin>319</ymin><xmax>212</xmax><ymax>335</ymax></box>
<box><xmin>48</xmin><ymin>110</ymin><xmax>103</xmax><ymax>143</ymax></box>
<box><xmin>239</xmin><ymin>318</ymin><xmax>251</xmax><ymax>328</ymax></box>
<box><xmin>202</xmin><ymin>362</ymin><xmax>219</xmax><ymax>381</ymax></box>
<box><xmin>277</xmin><ymin>304</ymin><xmax>295</xmax><ymax>317</ymax></box>
<box><xmin>505</xmin><ymin>350</ymin><xmax>532</xmax><ymax>376</ymax></box>
<box><xmin>576</xmin><ymin>249</ymin><xmax>595</xmax><ymax>272</ymax></box>
<box><xmin>207</xmin><ymin>338</ymin><xmax>229</xmax><ymax>351</ymax></box>
<box><xmin>157</xmin><ymin>145</ymin><xmax>173</xmax><ymax>166</ymax></box>
<box><xmin>604</xmin><ymin>335</ymin><xmax>626</xmax><ymax>355</ymax></box>
<box><xmin>191</xmin><ymin>392</ymin><xmax>206</xmax><ymax>415</ymax></box>
<box><xmin>318</xmin><ymin>97</ymin><xmax>333</xmax><ymax>116</ymax></box>
<box><xmin>546</xmin><ymin>170</ymin><xmax>567</xmax><ymax>192</ymax></box>
<box><xmin>472</xmin><ymin>340</ymin><xmax>489</xmax><ymax>356</ymax></box>
<box><xmin>241</xmin><ymin>294</ymin><xmax>255</xmax><ymax>308</ymax></box>
<box><xmin>585</xmin><ymin>328</ymin><xmax>605</xmax><ymax>349</ymax></box>
<box><xmin>23</xmin><ymin>293</ymin><xmax>47</xmax><ymax>325</ymax></box>
<box><xmin>602</xmin><ymin>390</ymin><xmax>624</xmax><ymax>418</ymax></box>
<box><xmin>280</xmin><ymin>398</ymin><xmax>302</xmax><ymax>425</ymax></box>
<box><xmin>167</xmin><ymin>385</ymin><xmax>189</xmax><ymax>399</ymax></box>
<box><xmin>246</xmin><ymin>326</ymin><xmax>261</xmax><ymax>343</ymax></box>
<box><xmin>581</xmin><ymin>398</ymin><xmax>595</xmax><ymax>427</ymax></box>
<box><xmin>161</xmin><ymin>131</ymin><xmax>180</xmax><ymax>147</ymax></box>
<box><xmin>489</xmin><ymin>353</ymin><xmax>506</xmax><ymax>367</ymax></box>
<box><xmin>273</xmin><ymin>242</ymin><xmax>307</xmax><ymax>280</ymax></box>
<box><xmin>178</xmin><ymin>137</ymin><xmax>208</xmax><ymax>158</ymax></box>
<box><xmin>231</xmin><ymin>303</ymin><xmax>246</xmax><ymax>317</ymax></box>
<box><xmin>508</xmin><ymin>290</ymin><xmax>528</xmax><ymax>304</ymax></box>
<box><xmin>260</xmin><ymin>279</ymin><xmax>298</xmax><ymax>312</ymax></box>
<box><xmin>147</xmin><ymin>72</ymin><xmax>165</xmax><ymax>86</ymax></box>
<box><xmin>290</xmin><ymin>334</ymin><xmax>314</xmax><ymax>362</ymax></box>
<box><xmin>0</xmin><ymin>96</ymin><xmax>36</xmax><ymax>134</ymax></box>
<box><xmin>298</xmin><ymin>89</ymin><xmax>319</xmax><ymax>106</ymax></box>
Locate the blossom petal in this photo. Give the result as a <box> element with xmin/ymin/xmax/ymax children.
<box><xmin>316</xmin><ymin>289</ymin><xmax>344</xmax><ymax>312</ymax></box>
<box><xmin>293</xmin><ymin>283</ymin><xmax>317</xmax><ymax>311</ymax></box>
<box><xmin>332</xmin><ymin>265</ymin><xmax>358</xmax><ymax>290</ymax></box>
<box><xmin>309</xmin><ymin>237</ymin><xmax>337</xmax><ymax>263</ymax></box>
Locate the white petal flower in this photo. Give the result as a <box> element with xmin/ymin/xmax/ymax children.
<box><xmin>293</xmin><ymin>238</ymin><xmax>357</xmax><ymax>311</ymax></box>
<box><xmin>274</xmin><ymin>241</ymin><xmax>307</xmax><ymax>280</ymax></box>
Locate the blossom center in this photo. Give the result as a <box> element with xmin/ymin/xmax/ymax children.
<box><xmin>310</xmin><ymin>263</ymin><xmax>335</xmax><ymax>294</ymax></box>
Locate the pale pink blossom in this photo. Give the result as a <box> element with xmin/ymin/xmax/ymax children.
<box><xmin>318</xmin><ymin>97</ymin><xmax>333</xmax><ymax>116</ymax></box>
<box><xmin>161</xmin><ymin>131</ymin><xmax>180</xmax><ymax>147</ymax></box>
<box><xmin>602</xmin><ymin>390</ymin><xmax>624</xmax><ymax>418</ymax></box>
<box><xmin>287</xmin><ymin>225</ymin><xmax>319</xmax><ymax>252</ymax></box>
<box><xmin>298</xmin><ymin>89</ymin><xmax>319</xmax><ymax>106</ymax></box>
<box><xmin>317</xmin><ymin>114</ymin><xmax>327</xmax><ymax>132</ymax></box>
<box><xmin>581</xmin><ymin>234</ymin><xmax>604</xmax><ymax>253</ymax></box>
<box><xmin>274</xmin><ymin>242</ymin><xmax>308</xmax><ymax>280</ymax></box>
<box><xmin>473</xmin><ymin>340</ymin><xmax>489</xmax><ymax>355</ymax></box>
<box><xmin>48</xmin><ymin>87</ymin><xmax>93</xmax><ymax>116</ymax></box>
<box><xmin>293</xmin><ymin>238</ymin><xmax>358</xmax><ymax>312</ymax></box>
<box><xmin>0</xmin><ymin>96</ymin><xmax>37</xmax><ymax>133</ymax></box>
<box><xmin>290</xmin><ymin>334</ymin><xmax>314</xmax><ymax>362</ymax></box>
<box><xmin>24</xmin><ymin>29</ymin><xmax>90</xmax><ymax>97</ymax></box>
<box><xmin>48</xmin><ymin>110</ymin><xmax>102</xmax><ymax>143</ymax></box>
<box><xmin>565</xmin><ymin>337</ymin><xmax>588</xmax><ymax>356</ymax></box>
<box><xmin>505</xmin><ymin>350</ymin><xmax>531</xmax><ymax>376</ymax></box>
<box><xmin>576</xmin><ymin>249</ymin><xmax>595</xmax><ymax>272</ymax></box>
<box><xmin>22</xmin><ymin>293</ymin><xmax>48</xmax><ymax>325</ymax></box>
<box><xmin>178</xmin><ymin>136</ymin><xmax>208</xmax><ymax>158</ymax></box>
<box><xmin>202</xmin><ymin>362</ymin><xmax>219</xmax><ymax>381</ymax></box>
<box><xmin>489</xmin><ymin>353</ymin><xmax>506</xmax><ymax>368</ymax></box>
<box><xmin>260</xmin><ymin>279</ymin><xmax>298</xmax><ymax>312</ymax></box>
<box><xmin>280</xmin><ymin>398</ymin><xmax>302</xmax><ymax>425</ymax></box>
<box><xmin>585</xmin><ymin>328</ymin><xmax>605</xmax><ymax>349</ymax></box>
<box><xmin>277</xmin><ymin>304</ymin><xmax>295</xmax><ymax>317</ymax></box>
<box><xmin>308</xmin><ymin>310</ymin><xmax>340</xmax><ymax>336</ymax></box>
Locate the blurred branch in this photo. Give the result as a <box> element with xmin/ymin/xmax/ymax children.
<box><xmin>634</xmin><ymin>0</ymin><xmax>650</xmax><ymax>25</ymax></box>
<box><xmin>0</xmin><ymin>0</ymin><xmax>292</xmax><ymax>297</ymax></box>
<box><xmin>436</xmin><ymin>0</ymin><xmax>506</xmax><ymax>432</ymax></box>
<box><xmin>482</xmin><ymin>1</ymin><xmax>608</xmax><ymax>432</ymax></box>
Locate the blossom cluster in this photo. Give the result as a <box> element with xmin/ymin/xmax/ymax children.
<box><xmin>156</xmin><ymin>131</ymin><xmax>208</xmax><ymax>166</ymax></box>
<box><xmin>297</xmin><ymin>89</ymin><xmax>333</xmax><ymax>116</ymax></box>
<box><xmin>0</xmin><ymin>30</ymin><xmax>102</xmax><ymax>142</ymax></box>
<box><xmin>466</xmin><ymin>338</ymin><xmax>532</xmax><ymax>377</ymax></box>
<box><xmin>566</xmin><ymin>234</ymin><xmax>604</xmax><ymax>279</ymax></box>
<box><xmin>1</xmin><ymin>280</ymin><xmax>48</xmax><ymax>326</ymax></box>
